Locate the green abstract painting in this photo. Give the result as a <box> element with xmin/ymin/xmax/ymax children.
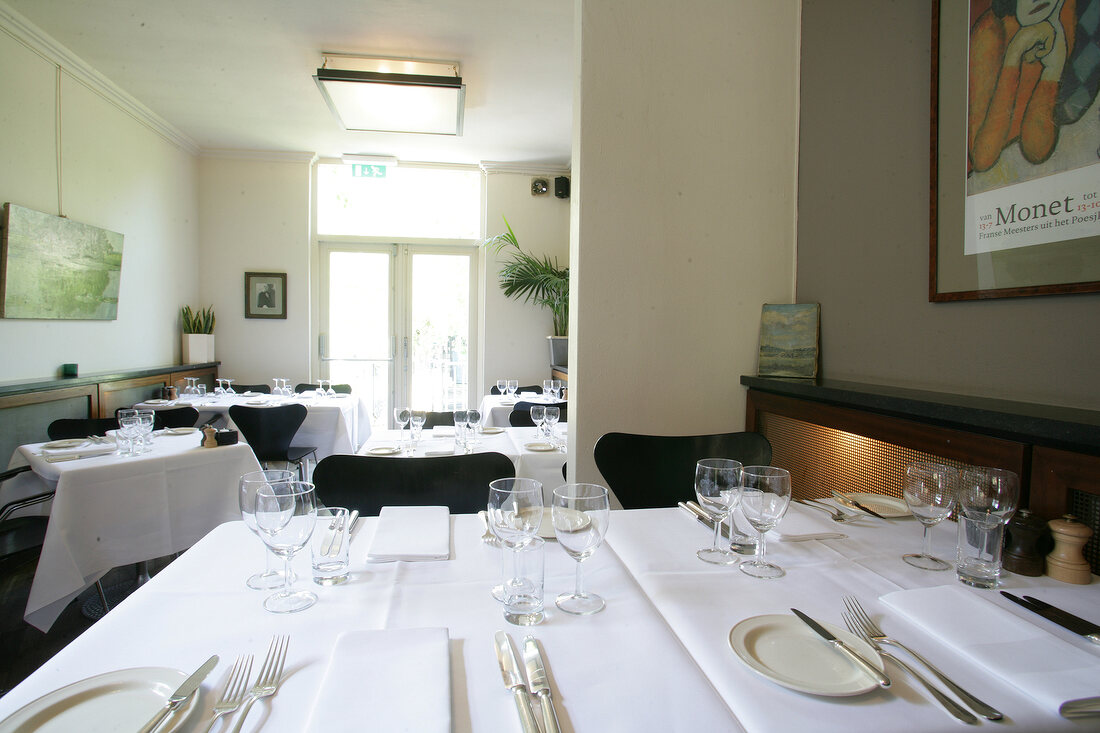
<box><xmin>758</xmin><ymin>303</ymin><xmax>820</xmax><ymax>378</ymax></box>
<box><xmin>1</xmin><ymin>203</ymin><xmax>124</xmax><ymax>320</ymax></box>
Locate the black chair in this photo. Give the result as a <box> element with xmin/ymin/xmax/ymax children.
<box><xmin>47</xmin><ymin>417</ymin><xmax>120</xmax><ymax>440</ymax></box>
<box><xmin>0</xmin><ymin>466</ymin><xmax>51</xmax><ymax>569</ymax></box>
<box><xmin>490</xmin><ymin>384</ymin><xmax>543</xmax><ymax>395</ymax></box>
<box><xmin>295</xmin><ymin>383</ymin><xmax>352</xmax><ymax>394</ymax></box>
<box><xmin>508</xmin><ymin>401</ymin><xmax>567</xmax><ymax>427</ymax></box>
<box><xmin>152</xmin><ymin>406</ymin><xmax>200</xmax><ymax>429</ymax></box>
<box><xmin>229</xmin><ymin>404</ymin><xmax>318</xmax><ymax>480</ymax></box>
<box><xmin>230</xmin><ymin>384</ymin><xmax>271</xmax><ymax>394</ymax></box>
<box><xmin>312</xmin><ymin>452</ymin><xmax>516</xmax><ymax>516</ymax></box>
<box><xmin>422</xmin><ymin>411</ymin><xmax>456</xmax><ymax>429</ymax></box>
<box><xmin>593</xmin><ymin>431</ymin><xmax>772</xmax><ymax>509</ymax></box>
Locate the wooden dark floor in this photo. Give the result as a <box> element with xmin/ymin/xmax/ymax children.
<box><xmin>0</xmin><ymin>550</ymin><xmax>173</xmax><ymax>699</ymax></box>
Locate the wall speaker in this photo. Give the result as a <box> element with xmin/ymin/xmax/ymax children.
<box><xmin>554</xmin><ymin>176</ymin><xmax>570</xmax><ymax>199</ymax></box>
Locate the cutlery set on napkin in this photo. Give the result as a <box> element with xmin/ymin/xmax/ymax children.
<box><xmin>39</xmin><ymin>437</ymin><xmax>117</xmax><ymax>462</ymax></box>
<box><xmin>494</xmin><ymin>631</ymin><xmax>561</xmax><ymax>733</ymax></box>
<box><xmin>678</xmin><ymin>500</ymin><xmax>847</xmax><ymax>542</ymax></box>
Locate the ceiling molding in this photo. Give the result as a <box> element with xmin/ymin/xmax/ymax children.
<box><xmin>480</xmin><ymin>161</ymin><xmax>571</xmax><ymax>176</ymax></box>
<box><xmin>0</xmin><ymin>1</ymin><xmax>199</xmax><ymax>155</ymax></box>
<box><xmin>200</xmin><ymin>149</ymin><xmax>319</xmax><ymax>164</ymax></box>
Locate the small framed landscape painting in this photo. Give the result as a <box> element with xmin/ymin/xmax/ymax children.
<box><xmin>757</xmin><ymin>303</ymin><xmax>820</xmax><ymax>379</ymax></box>
<box><xmin>245</xmin><ymin>271</ymin><xmax>287</xmax><ymax>319</ymax></box>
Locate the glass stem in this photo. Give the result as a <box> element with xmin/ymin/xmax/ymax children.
<box><xmin>281</xmin><ymin>555</ymin><xmax>292</xmax><ymax>595</ymax></box>
<box><xmin>573</xmin><ymin>560</ymin><xmax>585</xmax><ymax>598</ymax></box>
<box><xmin>711</xmin><ymin>516</ymin><xmax>722</xmax><ymax>550</ymax></box>
<box><xmin>921</xmin><ymin>524</ymin><xmax>933</xmax><ymax>557</ymax></box>
<box><xmin>755</xmin><ymin>529</ymin><xmax>766</xmax><ymax>564</ymax></box>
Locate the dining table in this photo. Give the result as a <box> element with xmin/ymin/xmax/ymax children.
<box><xmin>2</xmin><ymin>431</ymin><xmax>262</xmax><ymax>632</ymax></box>
<box><xmin>359</xmin><ymin>425</ymin><xmax>567</xmax><ymax>503</ymax></box>
<box><xmin>0</xmin><ymin>499</ymin><xmax>1097</xmax><ymax>731</ymax></box>
<box><xmin>476</xmin><ymin>393</ymin><xmax>564</xmax><ymax>428</ymax></box>
<box><xmin>135</xmin><ymin>390</ymin><xmax>370</xmax><ymax>459</ymax></box>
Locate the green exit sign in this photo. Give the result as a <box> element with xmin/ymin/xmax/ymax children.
<box><xmin>352</xmin><ymin>164</ymin><xmax>387</xmax><ymax>178</ymax></box>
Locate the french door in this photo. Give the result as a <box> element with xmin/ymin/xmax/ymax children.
<box><xmin>319</xmin><ymin>243</ymin><xmax>477</xmax><ymax>430</ymax></box>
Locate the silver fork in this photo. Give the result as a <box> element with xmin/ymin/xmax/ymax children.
<box><xmin>844</xmin><ymin>597</ymin><xmax>1003</xmax><ymax>720</ymax></box>
<box><xmin>228</xmin><ymin>635</ymin><xmax>289</xmax><ymax>733</ymax></box>
<box><xmin>203</xmin><ymin>654</ymin><xmax>253</xmax><ymax>733</ymax></box>
<box><xmin>796</xmin><ymin>499</ymin><xmax>863</xmax><ymax>523</ymax></box>
<box><xmin>842</xmin><ymin>613</ymin><xmax>978</xmax><ymax>725</ymax></box>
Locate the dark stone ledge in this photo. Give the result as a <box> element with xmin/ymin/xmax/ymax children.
<box><xmin>0</xmin><ymin>362</ymin><xmax>220</xmax><ymax>397</ymax></box>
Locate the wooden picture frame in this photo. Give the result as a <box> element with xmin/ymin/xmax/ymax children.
<box><xmin>244</xmin><ymin>271</ymin><xmax>287</xmax><ymax>319</ymax></box>
<box><xmin>930</xmin><ymin>0</ymin><xmax>1100</xmax><ymax>302</ymax></box>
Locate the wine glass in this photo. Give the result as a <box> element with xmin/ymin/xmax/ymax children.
<box><xmin>551</xmin><ymin>379</ymin><xmax>563</xmax><ymax>400</ymax></box>
<box><xmin>544</xmin><ymin>406</ymin><xmax>560</xmax><ymax>445</ymax></box>
<box><xmin>116</xmin><ymin>411</ymin><xmax>138</xmax><ymax>456</ymax></box>
<box><xmin>453</xmin><ymin>410</ymin><xmax>469</xmax><ymax>453</ymax></box>
<box><xmin>543</xmin><ymin>379</ymin><xmax>553</xmax><ymax>397</ymax></box>
<box><xmin>272</xmin><ymin>378</ymin><xmax>281</xmax><ymax>395</ymax></box>
<box><xmin>530</xmin><ymin>405</ymin><xmax>546</xmax><ymax>438</ymax></box>
<box><xmin>213</xmin><ymin>378</ymin><xmax>225</xmax><ymax>396</ymax></box>
<box><xmin>183</xmin><ymin>377</ymin><xmax>197</xmax><ymax>396</ymax></box>
<box><xmin>739</xmin><ymin>466</ymin><xmax>792</xmax><ymax>579</ymax></box>
<box><xmin>410</xmin><ymin>411</ymin><xmax>426</xmax><ymax>447</ymax></box>
<box><xmin>506</xmin><ymin>379</ymin><xmax>519</xmax><ymax>401</ymax></box>
<box><xmin>488</xmin><ymin>478</ymin><xmax>544</xmax><ymax>601</ymax></box>
<box><xmin>136</xmin><ymin>409</ymin><xmax>156</xmax><ymax>452</ymax></box>
<box><xmin>694</xmin><ymin>458</ymin><xmax>744</xmax><ymax>565</ymax></box>
<box><xmin>325</xmin><ymin>381</ymin><xmax>337</xmax><ymax>397</ymax></box>
<box><xmin>553</xmin><ymin>483</ymin><xmax>610</xmax><ymax>615</ymax></box>
<box><xmin>224</xmin><ymin>378</ymin><xmax>235</xmax><ymax>395</ymax></box>
<box><xmin>902</xmin><ymin>462</ymin><xmax>957</xmax><ymax>570</ymax></box>
<box><xmin>466</xmin><ymin>408</ymin><xmax>482</xmax><ymax>447</ymax></box>
<box><xmin>254</xmin><ymin>480</ymin><xmax>318</xmax><ymax>613</ymax></box>
<box><xmin>394</xmin><ymin>406</ymin><xmax>411</xmax><ymax>451</ymax></box>
<box><xmin>239</xmin><ymin>470</ymin><xmax>296</xmax><ymax>590</ymax></box>
<box><xmin>496</xmin><ymin>379</ymin><xmax>507</xmax><ymax>396</ymax></box>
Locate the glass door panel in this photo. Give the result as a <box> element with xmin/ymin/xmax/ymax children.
<box><xmin>409</xmin><ymin>252</ymin><xmax>471</xmax><ymax>411</ymax></box>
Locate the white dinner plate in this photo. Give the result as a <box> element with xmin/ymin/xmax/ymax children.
<box><xmin>166</xmin><ymin>427</ymin><xmax>198</xmax><ymax>435</ymax></box>
<box><xmin>524</xmin><ymin>442</ymin><xmax>556</xmax><ymax>452</ymax></box>
<box><xmin>499</xmin><ymin>400</ymin><xmax>515</xmax><ymax>406</ymax></box>
<box><xmin>241</xmin><ymin>391</ymin><xmax>260</xmax><ymax>397</ymax></box>
<box><xmin>832</xmin><ymin>493</ymin><xmax>910</xmax><ymax>518</ymax></box>
<box><xmin>728</xmin><ymin>614</ymin><xmax>885</xmax><ymax>696</ymax></box>
<box><xmin>245</xmin><ymin>399</ymin><xmax>267</xmax><ymax>406</ymax></box>
<box><xmin>480</xmin><ymin>427</ymin><xmax>504</xmax><ymax>435</ymax></box>
<box><xmin>0</xmin><ymin>667</ymin><xmax>199</xmax><ymax>733</ymax></box>
<box><xmin>368</xmin><ymin>446</ymin><xmax>401</xmax><ymax>456</ymax></box>
<box><xmin>143</xmin><ymin>399</ymin><xmax>169</xmax><ymax>405</ymax></box>
<box><xmin>41</xmin><ymin>439</ymin><xmax>89</xmax><ymax>450</ymax></box>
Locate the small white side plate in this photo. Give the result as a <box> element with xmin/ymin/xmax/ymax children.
<box><xmin>0</xmin><ymin>667</ymin><xmax>199</xmax><ymax>733</ymax></box>
<box><xmin>833</xmin><ymin>493</ymin><xmax>910</xmax><ymax>518</ymax></box>
<box><xmin>480</xmin><ymin>427</ymin><xmax>504</xmax><ymax>435</ymax></box>
<box><xmin>728</xmin><ymin>614</ymin><xmax>885</xmax><ymax>696</ymax></box>
<box><xmin>167</xmin><ymin>427</ymin><xmax>198</xmax><ymax>435</ymax></box>
<box><xmin>368</xmin><ymin>446</ymin><xmax>401</xmax><ymax>456</ymax></box>
<box><xmin>41</xmin><ymin>439</ymin><xmax>88</xmax><ymax>450</ymax></box>
<box><xmin>524</xmin><ymin>442</ymin><xmax>556</xmax><ymax>452</ymax></box>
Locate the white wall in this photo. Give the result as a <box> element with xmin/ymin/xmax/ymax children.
<box><xmin>196</xmin><ymin>155</ymin><xmax>313</xmax><ymax>385</ymax></box>
<box><xmin>569</xmin><ymin>0</ymin><xmax>801</xmax><ymax>487</ymax></box>
<box><xmin>0</xmin><ymin>22</ymin><xmax>198</xmax><ymax>382</ymax></box>
<box><xmin>480</xmin><ymin>172</ymin><xmax>571</xmax><ymax>394</ymax></box>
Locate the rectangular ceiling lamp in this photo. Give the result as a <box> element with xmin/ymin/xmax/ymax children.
<box><xmin>315</xmin><ymin>55</ymin><xmax>465</xmax><ymax>136</ymax></box>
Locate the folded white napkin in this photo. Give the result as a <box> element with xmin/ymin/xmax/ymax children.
<box><xmin>40</xmin><ymin>440</ymin><xmax>116</xmax><ymax>462</ymax></box>
<box><xmin>881</xmin><ymin>585</ymin><xmax>1100</xmax><ymax>713</ymax></box>
<box><xmin>367</xmin><ymin>506</ymin><xmax>451</xmax><ymax>562</ymax></box>
<box><xmin>432</xmin><ymin>426</ymin><xmax>455</xmax><ymax>437</ymax></box>
<box><xmin>305</xmin><ymin>628</ymin><xmax>451</xmax><ymax>733</ymax></box>
<box><xmin>773</xmin><ymin>505</ymin><xmax>848</xmax><ymax>541</ymax></box>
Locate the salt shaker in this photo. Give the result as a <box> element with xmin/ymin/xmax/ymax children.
<box><xmin>1046</xmin><ymin>515</ymin><xmax>1093</xmax><ymax>584</ymax></box>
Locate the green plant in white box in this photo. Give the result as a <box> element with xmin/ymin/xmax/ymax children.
<box><xmin>180</xmin><ymin>305</ymin><xmax>215</xmax><ymax>363</ymax></box>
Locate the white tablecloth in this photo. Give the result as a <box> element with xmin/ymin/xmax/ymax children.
<box><xmin>138</xmin><ymin>392</ymin><xmax>367</xmax><ymax>458</ymax></box>
<box><xmin>3</xmin><ymin>434</ymin><xmax>262</xmax><ymax>631</ymax></box>
<box><xmin>359</xmin><ymin>426</ymin><xmax>567</xmax><ymax>502</ymax></box>
<box><xmin>476</xmin><ymin>393</ymin><xmax>564</xmax><ymax>428</ymax></box>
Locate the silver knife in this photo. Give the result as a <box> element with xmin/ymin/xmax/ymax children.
<box><xmin>790</xmin><ymin>609</ymin><xmax>891</xmax><ymax>688</ymax></box>
<box><xmin>678</xmin><ymin>501</ymin><xmax>729</xmax><ymax>538</ymax></box>
<box><xmin>1061</xmin><ymin>696</ymin><xmax>1100</xmax><ymax>718</ymax></box>
<box><xmin>523</xmin><ymin>636</ymin><xmax>561</xmax><ymax>733</ymax></box>
<box><xmin>136</xmin><ymin>654</ymin><xmax>218</xmax><ymax>733</ymax></box>
<box><xmin>831</xmin><ymin>491</ymin><xmax>887</xmax><ymax>519</ymax></box>
<box><xmin>493</xmin><ymin>631</ymin><xmax>540</xmax><ymax>733</ymax></box>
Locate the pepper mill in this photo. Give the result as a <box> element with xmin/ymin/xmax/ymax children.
<box><xmin>202</xmin><ymin>424</ymin><xmax>218</xmax><ymax>448</ymax></box>
<box><xmin>1003</xmin><ymin>509</ymin><xmax>1051</xmax><ymax>577</ymax></box>
<box><xmin>1046</xmin><ymin>515</ymin><xmax>1093</xmax><ymax>584</ymax></box>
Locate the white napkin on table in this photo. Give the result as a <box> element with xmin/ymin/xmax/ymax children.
<box><xmin>40</xmin><ymin>440</ymin><xmax>116</xmax><ymax>462</ymax></box>
<box><xmin>432</xmin><ymin>426</ymin><xmax>455</xmax><ymax>437</ymax></box>
<box><xmin>881</xmin><ymin>584</ymin><xmax>1100</xmax><ymax>713</ymax></box>
<box><xmin>305</xmin><ymin>628</ymin><xmax>451</xmax><ymax>733</ymax></box>
<box><xmin>367</xmin><ymin>506</ymin><xmax>451</xmax><ymax>562</ymax></box>
<box><xmin>773</xmin><ymin>505</ymin><xmax>848</xmax><ymax>541</ymax></box>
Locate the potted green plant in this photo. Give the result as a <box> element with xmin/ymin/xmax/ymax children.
<box><xmin>180</xmin><ymin>305</ymin><xmax>216</xmax><ymax>363</ymax></box>
<box><xmin>483</xmin><ymin>217</ymin><xmax>569</xmax><ymax>366</ymax></box>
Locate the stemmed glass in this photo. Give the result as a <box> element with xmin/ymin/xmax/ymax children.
<box><xmin>239</xmin><ymin>470</ymin><xmax>296</xmax><ymax>590</ymax></box>
<box><xmin>453</xmin><ymin>410</ymin><xmax>469</xmax><ymax>453</ymax></box>
<box><xmin>543</xmin><ymin>379</ymin><xmax>554</xmax><ymax>397</ymax></box>
<box><xmin>488</xmin><ymin>478</ymin><xmax>544</xmax><ymax>601</ymax></box>
<box><xmin>694</xmin><ymin>458</ymin><xmax>744</xmax><ymax>565</ymax></box>
<box><xmin>409</xmin><ymin>411</ymin><xmax>426</xmax><ymax>447</ymax></box>
<box><xmin>224</xmin><ymin>378</ymin><xmax>235</xmax><ymax>395</ymax></box>
<box><xmin>466</xmin><ymin>408</ymin><xmax>482</xmax><ymax>447</ymax></box>
<box><xmin>394</xmin><ymin>407</ymin><xmax>411</xmax><ymax>452</ymax></box>
<box><xmin>214</xmin><ymin>378</ymin><xmax>225</xmax><ymax>396</ymax></box>
<box><xmin>551</xmin><ymin>379</ymin><xmax>563</xmax><ymax>400</ymax></box>
<box><xmin>325</xmin><ymin>381</ymin><xmax>337</xmax><ymax>397</ymax></box>
<box><xmin>116</xmin><ymin>411</ymin><xmax>138</xmax><ymax>456</ymax></box>
<box><xmin>544</xmin><ymin>406</ymin><xmax>560</xmax><ymax>446</ymax></box>
<box><xmin>135</xmin><ymin>409</ymin><xmax>155</xmax><ymax>452</ymax></box>
<box><xmin>272</xmin><ymin>378</ymin><xmax>281</xmax><ymax>396</ymax></box>
<box><xmin>254</xmin><ymin>480</ymin><xmax>318</xmax><ymax>613</ymax></box>
<box><xmin>505</xmin><ymin>379</ymin><xmax>519</xmax><ymax>401</ymax></box>
<box><xmin>553</xmin><ymin>483</ymin><xmax>610</xmax><ymax>615</ymax></box>
<box><xmin>496</xmin><ymin>379</ymin><xmax>507</xmax><ymax>396</ymax></box>
<box><xmin>530</xmin><ymin>405</ymin><xmax>546</xmax><ymax>439</ymax></box>
<box><xmin>196</xmin><ymin>383</ymin><xmax>207</xmax><ymax>400</ymax></box>
<box><xmin>183</xmin><ymin>377</ymin><xmax>197</xmax><ymax>396</ymax></box>
<box><xmin>739</xmin><ymin>466</ymin><xmax>792</xmax><ymax>579</ymax></box>
<box><xmin>902</xmin><ymin>462</ymin><xmax>957</xmax><ymax>570</ymax></box>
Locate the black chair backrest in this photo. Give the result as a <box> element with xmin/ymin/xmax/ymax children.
<box><xmin>509</xmin><ymin>401</ymin><xmax>567</xmax><ymax>427</ymax></box>
<box><xmin>490</xmin><ymin>384</ymin><xmax>542</xmax><ymax>395</ymax></box>
<box><xmin>231</xmin><ymin>384</ymin><xmax>272</xmax><ymax>394</ymax></box>
<box><xmin>229</xmin><ymin>404</ymin><xmax>308</xmax><ymax>463</ymax></box>
<box><xmin>152</xmin><ymin>406</ymin><xmax>199</xmax><ymax>429</ymax></box>
<box><xmin>47</xmin><ymin>417</ymin><xmax>120</xmax><ymax>440</ymax></box>
<box><xmin>312</xmin><ymin>452</ymin><xmax>516</xmax><ymax>516</ymax></box>
<box><xmin>422</xmin><ymin>411</ymin><xmax>456</xmax><ymax>429</ymax></box>
<box><xmin>593</xmin><ymin>431</ymin><xmax>773</xmax><ymax>509</ymax></box>
<box><xmin>295</xmin><ymin>382</ymin><xmax>352</xmax><ymax>394</ymax></box>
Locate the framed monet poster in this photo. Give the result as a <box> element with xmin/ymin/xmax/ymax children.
<box><xmin>930</xmin><ymin>0</ymin><xmax>1100</xmax><ymax>301</ymax></box>
<box><xmin>245</xmin><ymin>271</ymin><xmax>286</xmax><ymax>319</ymax></box>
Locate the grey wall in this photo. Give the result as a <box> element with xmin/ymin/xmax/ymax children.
<box><xmin>797</xmin><ymin>0</ymin><xmax>1100</xmax><ymax>411</ymax></box>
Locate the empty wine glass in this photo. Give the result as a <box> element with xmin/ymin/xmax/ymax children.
<box><xmin>136</xmin><ymin>409</ymin><xmax>156</xmax><ymax>452</ymax></box>
<box><xmin>410</xmin><ymin>411</ymin><xmax>426</xmax><ymax>446</ymax></box>
<box><xmin>530</xmin><ymin>405</ymin><xmax>546</xmax><ymax>438</ymax></box>
<box><xmin>325</xmin><ymin>381</ymin><xmax>337</xmax><ymax>397</ymax></box>
<box><xmin>239</xmin><ymin>470</ymin><xmax>296</xmax><ymax>590</ymax></box>
<box><xmin>224</xmin><ymin>378</ymin><xmax>235</xmax><ymax>395</ymax></box>
<box><xmin>496</xmin><ymin>379</ymin><xmax>507</xmax><ymax>395</ymax></box>
<box><xmin>254</xmin><ymin>480</ymin><xmax>318</xmax><ymax>613</ymax></box>
<box><xmin>272</xmin><ymin>378</ymin><xmax>281</xmax><ymax>395</ymax></box>
<box><xmin>453</xmin><ymin>410</ymin><xmax>469</xmax><ymax>453</ymax></box>
<box><xmin>544</xmin><ymin>406</ymin><xmax>560</xmax><ymax>445</ymax></box>
<box><xmin>739</xmin><ymin>466</ymin><xmax>792</xmax><ymax>579</ymax></box>
<box><xmin>694</xmin><ymin>458</ymin><xmax>744</xmax><ymax>565</ymax></box>
<box><xmin>214</xmin><ymin>378</ymin><xmax>225</xmax><ymax>396</ymax></box>
<box><xmin>506</xmin><ymin>379</ymin><xmax>519</xmax><ymax>401</ymax></box>
<box><xmin>279</xmin><ymin>378</ymin><xmax>291</xmax><ymax>396</ymax></box>
<box><xmin>116</xmin><ymin>410</ymin><xmax>138</xmax><ymax>456</ymax></box>
<box><xmin>488</xmin><ymin>478</ymin><xmax>544</xmax><ymax>601</ymax></box>
<box><xmin>183</xmin><ymin>377</ymin><xmax>197</xmax><ymax>396</ymax></box>
<box><xmin>902</xmin><ymin>462</ymin><xmax>957</xmax><ymax>570</ymax></box>
<box><xmin>551</xmin><ymin>379</ymin><xmax>563</xmax><ymax>400</ymax></box>
<box><xmin>394</xmin><ymin>406</ymin><xmax>411</xmax><ymax>451</ymax></box>
<box><xmin>543</xmin><ymin>379</ymin><xmax>553</xmax><ymax>397</ymax></box>
<box><xmin>466</xmin><ymin>408</ymin><xmax>482</xmax><ymax>447</ymax></box>
<box><xmin>553</xmin><ymin>483</ymin><xmax>610</xmax><ymax>615</ymax></box>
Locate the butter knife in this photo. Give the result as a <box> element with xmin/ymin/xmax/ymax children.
<box><xmin>790</xmin><ymin>609</ymin><xmax>890</xmax><ymax>688</ymax></box>
<box><xmin>831</xmin><ymin>491</ymin><xmax>887</xmax><ymax>519</ymax></box>
<box><xmin>493</xmin><ymin>631</ymin><xmax>540</xmax><ymax>733</ymax></box>
<box><xmin>523</xmin><ymin>636</ymin><xmax>561</xmax><ymax>733</ymax></box>
<box><xmin>1001</xmin><ymin>592</ymin><xmax>1100</xmax><ymax>644</ymax></box>
<box><xmin>679</xmin><ymin>501</ymin><xmax>729</xmax><ymax>538</ymax></box>
<box><xmin>136</xmin><ymin>654</ymin><xmax>218</xmax><ymax>733</ymax></box>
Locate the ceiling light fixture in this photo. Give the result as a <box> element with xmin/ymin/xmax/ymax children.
<box><xmin>315</xmin><ymin>54</ymin><xmax>465</xmax><ymax>136</ymax></box>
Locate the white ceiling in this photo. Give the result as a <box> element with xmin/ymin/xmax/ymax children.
<box><xmin>7</xmin><ymin>0</ymin><xmax>574</xmax><ymax>167</ymax></box>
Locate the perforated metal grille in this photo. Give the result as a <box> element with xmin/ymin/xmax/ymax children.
<box><xmin>758</xmin><ymin>413</ymin><xmax>972</xmax><ymax>502</ymax></box>
<box><xmin>1069</xmin><ymin>489</ymin><xmax>1100</xmax><ymax>574</ymax></box>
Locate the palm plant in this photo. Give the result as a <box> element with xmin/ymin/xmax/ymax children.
<box><xmin>482</xmin><ymin>217</ymin><xmax>569</xmax><ymax>336</ymax></box>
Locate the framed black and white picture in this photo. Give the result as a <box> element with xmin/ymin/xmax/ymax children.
<box><xmin>245</xmin><ymin>271</ymin><xmax>287</xmax><ymax>319</ymax></box>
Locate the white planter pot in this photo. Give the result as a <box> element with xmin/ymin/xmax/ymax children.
<box><xmin>548</xmin><ymin>335</ymin><xmax>568</xmax><ymax>367</ymax></box>
<box><xmin>182</xmin><ymin>333</ymin><xmax>215</xmax><ymax>363</ymax></box>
